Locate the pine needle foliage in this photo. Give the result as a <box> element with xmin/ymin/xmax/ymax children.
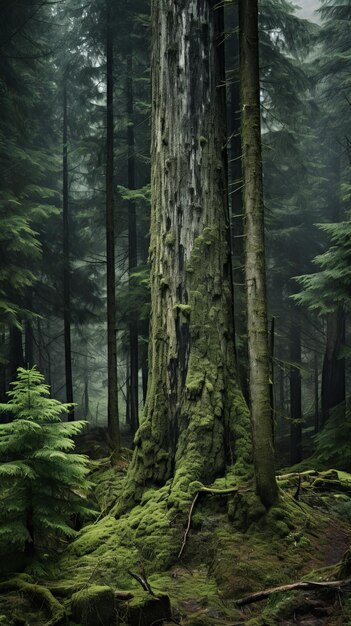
<box><xmin>0</xmin><ymin>367</ymin><xmax>93</xmax><ymax>556</ymax></box>
<box><xmin>314</xmin><ymin>398</ymin><xmax>351</xmax><ymax>471</ymax></box>
<box><xmin>293</xmin><ymin>208</ymin><xmax>351</xmax><ymax>313</ymax></box>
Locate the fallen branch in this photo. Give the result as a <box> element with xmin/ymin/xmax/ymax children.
<box><xmin>277</xmin><ymin>470</ymin><xmax>318</xmax><ymax>480</ymax></box>
<box><xmin>128</xmin><ymin>570</ymin><xmax>156</xmax><ymax>596</ymax></box>
<box><xmin>236</xmin><ymin>577</ymin><xmax>351</xmax><ymax>607</ymax></box>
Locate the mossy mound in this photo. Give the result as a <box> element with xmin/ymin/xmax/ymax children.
<box><xmin>71</xmin><ymin>585</ymin><xmax>115</xmax><ymax>626</ymax></box>
<box><xmin>125</xmin><ymin>592</ymin><xmax>171</xmax><ymax>626</ymax></box>
<box><xmin>91</xmin><ymin>449</ymin><xmax>133</xmax><ymax>512</ymax></box>
<box><xmin>2</xmin><ymin>466</ymin><xmax>351</xmax><ymax>625</ymax></box>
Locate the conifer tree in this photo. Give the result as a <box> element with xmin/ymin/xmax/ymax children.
<box><xmin>0</xmin><ymin>367</ymin><xmax>92</xmax><ymax>558</ymax></box>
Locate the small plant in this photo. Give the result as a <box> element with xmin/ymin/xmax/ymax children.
<box><xmin>0</xmin><ymin>367</ymin><xmax>93</xmax><ymax>558</ymax></box>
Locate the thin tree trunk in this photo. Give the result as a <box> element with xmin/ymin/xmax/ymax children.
<box><xmin>141</xmin><ymin>318</ymin><xmax>148</xmax><ymax>405</ymax></box>
<box><xmin>24</xmin><ymin>291</ymin><xmax>34</xmax><ymax>368</ymax></box>
<box><xmin>127</xmin><ymin>53</ymin><xmax>139</xmax><ymax>435</ymax></box>
<box><xmin>37</xmin><ymin>319</ymin><xmax>44</xmax><ymax>373</ymax></box>
<box><xmin>62</xmin><ymin>79</ymin><xmax>74</xmax><ymax>419</ymax></box>
<box><xmin>321</xmin><ymin>156</ymin><xmax>345</xmax><ymax>424</ymax></box>
<box><xmin>9</xmin><ymin>325</ymin><xmax>24</xmax><ymax>382</ymax></box>
<box><xmin>106</xmin><ymin>0</ymin><xmax>120</xmax><ymax>452</ymax></box>
<box><xmin>24</xmin><ymin>322</ymin><xmax>34</xmax><ymax>369</ymax></box>
<box><xmin>0</xmin><ymin>333</ymin><xmax>6</xmax><ymax>403</ymax></box>
<box><xmin>314</xmin><ymin>351</ymin><xmax>319</xmax><ymax>434</ymax></box>
<box><xmin>239</xmin><ymin>0</ymin><xmax>278</xmax><ymax>507</ymax></box>
<box><xmin>83</xmin><ymin>379</ymin><xmax>89</xmax><ymax>418</ymax></box>
<box><xmin>46</xmin><ymin>320</ymin><xmax>52</xmax><ymax>392</ymax></box>
<box><xmin>290</xmin><ymin>317</ymin><xmax>302</xmax><ymax>465</ymax></box>
<box><xmin>321</xmin><ymin>305</ymin><xmax>345</xmax><ymax>424</ymax></box>
<box><xmin>270</xmin><ymin>316</ymin><xmax>275</xmax><ymax>433</ymax></box>
<box><xmin>119</xmin><ymin>0</ymin><xmax>250</xmax><ymax>511</ymax></box>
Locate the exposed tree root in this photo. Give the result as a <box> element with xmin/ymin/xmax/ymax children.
<box><xmin>236</xmin><ymin>577</ymin><xmax>351</xmax><ymax>607</ymax></box>
<box><xmin>0</xmin><ymin>578</ymin><xmax>65</xmax><ymax>625</ymax></box>
<box><xmin>178</xmin><ymin>486</ymin><xmax>240</xmax><ymax>559</ymax></box>
<box><xmin>178</xmin><ymin>492</ymin><xmax>199</xmax><ymax>559</ymax></box>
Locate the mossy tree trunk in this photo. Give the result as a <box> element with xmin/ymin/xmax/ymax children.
<box><xmin>239</xmin><ymin>0</ymin><xmax>278</xmax><ymax>507</ymax></box>
<box><xmin>122</xmin><ymin>0</ymin><xmax>250</xmax><ymax>509</ymax></box>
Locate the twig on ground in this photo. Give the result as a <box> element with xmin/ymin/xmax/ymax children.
<box><xmin>236</xmin><ymin>577</ymin><xmax>351</xmax><ymax>607</ymax></box>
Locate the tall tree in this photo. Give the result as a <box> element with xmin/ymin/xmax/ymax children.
<box><xmin>62</xmin><ymin>77</ymin><xmax>74</xmax><ymax>419</ymax></box>
<box><xmin>119</xmin><ymin>0</ymin><xmax>250</xmax><ymax>511</ymax></box>
<box><xmin>239</xmin><ymin>0</ymin><xmax>278</xmax><ymax>506</ymax></box>
<box><xmin>258</xmin><ymin>0</ymin><xmax>316</xmax><ymax>458</ymax></box>
<box><xmin>127</xmin><ymin>54</ymin><xmax>139</xmax><ymax>434</ymax></box>
<box><xmin>105</xmin><ymin>0</ymin><xmax>120</xmax><ymax>450</ymax></box>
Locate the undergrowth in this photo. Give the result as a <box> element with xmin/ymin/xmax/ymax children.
<box><xmin>1</xmin><ymin>452</ymin><xmax>351</xmax><ymax>625</ymax></box>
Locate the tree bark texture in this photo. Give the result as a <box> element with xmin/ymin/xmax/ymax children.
<box><xmin>106</xmin><ymin>0</ymin><xmax>120</xmax><ymax>450</ymax></box>
<box><xmin>127</xmin><ymin>54</ymin><xmax>139</xmax><ymax>434</ymax></box>
<box><xmin>123</xmin><ymin>0</ymin><xmax>250</xmax><ymax>508</ymax></box>
<box><xmin>227</xmin><ymin>4</ymin><xmax>247</xmax><ymax>398</ymax></box>
<box><xmin>239</xmin><ymin>0</ymin><xmax>278</xmax><ymax>507</ymax></box>
<box><xmin>62</xmin><ymin>79</ymin><xmax>74</xmax><ymax>420</ymax></box>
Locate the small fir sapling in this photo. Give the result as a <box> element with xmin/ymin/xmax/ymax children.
<box><xmin>0</xmin><ymin>367</ymin><xmax>94</xmax><ymax>557</ymax></box>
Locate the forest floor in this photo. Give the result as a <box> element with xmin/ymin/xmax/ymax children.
<box><xmin>1</xmin><ymin>429</ymin><xmax>351</xmax><ymax>626</ymax></box>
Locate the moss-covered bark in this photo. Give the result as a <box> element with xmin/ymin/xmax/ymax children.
<box><xmin>119</xmin><ymin>0</ymin><xmax>250</xmax><ymax>512</ymax></box>
<box><xmin>239</xmin><ymin>0</ymin><xmax>278</xmax><ymax>507</ymax></box>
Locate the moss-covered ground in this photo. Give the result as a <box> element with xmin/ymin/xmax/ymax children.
<box><xmin>1</xmin><ymin>453</ymin><xmax>351</xmax><ymax>625</ymax></box>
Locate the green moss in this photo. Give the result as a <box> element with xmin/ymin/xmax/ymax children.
<box><xmin>0</xmin><ymin>577</ymin><xmax>65</xmax><ymax>626</ymax></box>
<box><xmin>272</xmin><ymin>520</ymin><xmax>290</xmax><ymax>538</ymax></box>
<box><xmin>165</xmin><ymin>232</ymin><xmax>175</xmax><ymax>247</ymax></box>
<box><xmin>173</xmin><ymin>303</ymin><xmax>191</xmax><ymax>320</ymax></box>
<box><xmin>71</xmin><ymin>585</ymin><xmax>115</xmax><ymax>626</ymax></box>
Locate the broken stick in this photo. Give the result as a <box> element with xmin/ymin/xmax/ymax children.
<box><xmin>236</xmin><ymin>577</ymin><xmax>351</xmax><ymax>607</ymax></box>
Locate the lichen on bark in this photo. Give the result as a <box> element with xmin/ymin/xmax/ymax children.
<box><xmin>117</xmin><ymin>0</ymin><xmax>251</xmax><ymax>513</ymax></box>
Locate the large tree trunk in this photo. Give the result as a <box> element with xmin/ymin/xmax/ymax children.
<box><xmin>239</xmin><ymin>0</ymin><xmax>278</xmax><ymax>507</ymax></box>
<box><xmin>127</xmin><ymin>54</ymin><xmax>139</xmax><ymax>435</ymax></box>
<box><xmin>321</xmin><ymin>305</ymin><xmax>345</xmax><ymax>424</ymax></box>
<box><xmin>105</xmin><ymin>0</ymin><xmax>120</xmax><ymax>451</ymax></box>
<box><xmin>62</xmin><ymin>78</ymin><xmax>74</xmax><ymax>419</ymax></box>
<box><xmin>121</xmin><ymin>0</ymin><xmax>249</xmax><ymax>510</ymax></box>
